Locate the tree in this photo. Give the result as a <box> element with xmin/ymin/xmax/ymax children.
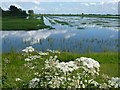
<box><xmin>0</xmin><ymin>7</ymin><xmax>3</xmax><ymax>17</ymax></box>
<box><xmin>9</xmin><ymin>5</ymin><xmax>20</xmax><ymax>12</ymax></box>
<box><xmin>9</xmin><ymin>5</ymin><xmax>27</xmax><ymax>16</ymax></box>
<box><xmin>28</xmin><ymin>10</ymin><xmax>34</xmax><ymax>15</ymax></box>
<box><xmin>0</xmin><ymin>7</ymin><xmax>4</xmax><ymax>12</ymax></box>
<box><xmin>2</xmin><ymin>5</ymin><xmax>28</xmax><ymax>17</ymax></box>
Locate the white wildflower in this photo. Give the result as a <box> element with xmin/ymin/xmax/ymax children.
<box><xmin>39</xmin><ymin>51</ymin><xmax>49</xmax><ymax>55</ymax></box>
<box><xmin>75</xmin><ymin>57</ymin><xmax>100</xmax><ymax>75</ymax></box>
<box><xmin>34</xmin><ymin>72</ymin><xmax>39</xmax><ymax>75</ymax></box>
<box><xmin>56</xmin><ymin>61</ymin><xmax>79</xmax><ymax>73</ymax></box>
<box><xmin>29</xmin><ymin>78</ymin><xmax>40</xmax><ymax>88</ymax></box>
<box><xmin>46</xmin><ymin>49</ymin><xmax>60</xmax><ymax>54</ymax></box>
<box><xmin>15</xmin><ymin>78</ymin><xmax>21</xmax><ymax>81</ymax></box>
<box><xmin>108</xmin><ymin>77</ymin><xmax>120</xmax><ymax>88</ymax></box>
<box><xmin>22</xmin><ymin>46</ymin><xmax>34</xmax><ymax>53</ymax></box>
<box><xmin>29</xmin><ymin>55</ymin><xmax>41</xmax><ymax>60</ymax></box>
<box><xmin>25</xmin><ymin>58</ymin><xmax>31</xmax><ymax>61</ymax></box>
<box><xmin>30</xmin><ymin>66</ymin><xmax>35</xmax><ymax>69</ymax></box>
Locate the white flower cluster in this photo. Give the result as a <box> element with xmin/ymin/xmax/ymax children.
<box><xmin>45</xmin><ymin>56</ymin><xmax>59</xmax><ymax>69</ymax></box>
<box><xmin>22</xmin><ymin>46</ymin><xmax>35</xmax><ymax>53</ymax></box>
<box><xmin>29</xmin><ymin>78</ymin><xmax>40</xmax><ymax>88</ymax></box>
<box><xmin>56</xmin><ymin>61</ymin><xmax>79</xmax><ymax>73</ymax></box>
<box><xmin>46</xmin><ymin>49</ymin><xmax>60</xmax><ymax>54</ymax></box>
<box><xmin>75</xmin><ymin>57</ymin><xmax>100</xmax><ymax>75</ymax></box>
<box><xmin>47</xmin><ymin>76</ymin><xmax>67</xmax><ymax>88</ymax></box>
<box><xmin>39</xmin><ymin>51</ymin><xmax>49</xmax><ymax>55</ymax></box>
<box><xmin>25</xmin><ymin>55</ymin><xmax>41</xmax><ymax>61</ymax></box>
<box><xmin>39</xmin><ymin>56</ymin><xmax>101</xmax><ymax>88</ymax></box>
<box><xmin>108</xmin><ymin>77</ymin><xmax>120</xmax><ymax>88</ymax></box>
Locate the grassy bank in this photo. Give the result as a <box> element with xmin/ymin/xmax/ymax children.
<box><xmin>2</xmin><ymin>17</ymin><xmax>53</xmax><ymax>31</ymax></box>
<box><xmin>39</xmin><ymin>14</ymin><xmax>119</xmax><ymax>19</ymax></box>
<box><xmin>2</xmin><ymin>52</ymin><xmax>119</xmax><ymax>88</ymax></box>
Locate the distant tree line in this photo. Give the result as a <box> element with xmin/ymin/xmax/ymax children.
<box><xmin>0</xmin><ymin>5</ymin><xmax>34</xmax><ymax>17</ymax></box>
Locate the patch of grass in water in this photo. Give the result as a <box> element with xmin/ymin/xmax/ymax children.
<box><xmin>102</xmin><ymin>25</ymin><xmax>120</xmax><ymax>27</ymax></box>
<box><xmin>48</xmin><ymin>20</ymin><xmax>56</xmax><ymax>25</ymax></box>
<box><xmin>77</xmin><ymin>27</ymin><xmax>85</xmax><ymax>29</ymax></box>
<box><xmin>91</xmin><ymin>21</ymin><xmax>110</xmax><ymax>23</ymax></box>
<box><xmin>114</xmin><ymin>26</ymin><xmax>120</xmax><ymax>27</ymax></box>
<box><xmin>45</xmin><ymin>17</ymin><xmax>56</xmax><ymax>25</ymax></box>
<box><xmin>81</xmin><ymin>23</ymin><xmax>87</xmax><ymax>25</ymax></box>
<box><xmin>96</xmin><ymin>23</ymin><xmax>104</xmax><ymax>25</ymax></box>
<box><xmin>54</xmin><ymin>19</ymin><xmax>69</xmax><ymax>25</ymax></box>
<box><xmin>102</xmin><ymin>25</ymin><xmax>120</xmax><ymax>28</ymax></box>
<box><xmin>69</xmin><ymin>25</ymin><xmax>74</xmax><ymax>27</ymax></box>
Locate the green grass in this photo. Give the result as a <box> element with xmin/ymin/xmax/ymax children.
<box><xmin>53</xmin><ymin>19</ymin><xmax>69</xmax><ymax>25</ymax></box>
<box><xmin>91</xmin><ymin>21</ymin><xmax>110</xmax><ymax>24</ymax></box>
<box><xmin>81</xmin><ymin>23</ymin><xmax>87</xmax><ymax>25</ymax></box>
<box><xmin>39</xmin><ymin>14</ymin><xmax>119</xmax><ymax>19</ymax></box>
<box><xmin>96</xmin><ymin>23</ymin><xmax>104</xmax><ymax>25</ymax></box>
<box><xmin>2</xmin><ymin>17</ymin><xmax>52</xmax><ymax>30</ymax></box>
<box><xmin>102</xmin><ymin>25</ymin><xmax>120</xmax><ymax>27</ymax></box>
<box><xmin>45</xmin><ymin>17</ymin><xmax>56</xmax><ymax>25</ymax></box>
<box><xmin>2</xmin><ymin>52</ymin><xmax>45</xmax><ymax>88</ymax></box>
<box><xmin>2</xmin><ymin>52</ymin><xmax>119</xmax><ymax>88</ymax></box>
<box><xmin>77</xmin><ymin>27</ymin><xmax>85</xmax><ymax>29</ymax></box>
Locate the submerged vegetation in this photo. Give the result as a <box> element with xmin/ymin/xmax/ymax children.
<box><xmin>54</xmin><ymin>19</ymin><xmax>69</xmax><ymax>25</ymax></box>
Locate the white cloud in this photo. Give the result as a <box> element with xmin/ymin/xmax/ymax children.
<box><xmin>64</xmin><ymin>33</ymin><xmax>76</xmax><ymax>39</ymax></box>
<box><xmin>100</xmin><ymin>2</ymin><xmax>105</xmax><ymax>5</ymax></box>
<box><xmin>80</xmin><ymin>2</ymin><xmax>96</xmax><ymax>6</ymax></box>
<box><xmin>32</xmin><ymin>0</ymin><xmax>40</xmax><ymax>5</ymax></box>
<box><xmin>89</xmin><ymin>3</ymin><xmax>96</xmax><ymax>5</ymax></box>
<box><xmin>109</xmin><ymin>0</ymin><xmax>120</xmax><ymax>3</ymax></box>
<box><xmin>80</xmin><ymin>3</ymin><xmax>89</xmax><ymax>6</ymax></box>
<box><xmin>2</xmin><ymin>7</ymin><xmax>8</xmax><ymax>10</ymax></box>
<box><xmin>1</xmin><ymin>29</ymin><xmax>67</xmax><ymax>45</ymax></box>
<box><xmin>2</xmin><ymin>0</ymin><xmax>120</xmax><ymax>3</ymax></box>
<box><xmin>33</xmin><ymin>6</ymin><xmax>45</xmax><ymax>11</ymax></box>
<box><xmin>111</xmin><ymin>7</ymin><xmax>116</xmax><ymax>10</ymax></box>
<box><xmin>1</xmin><ymin>3</ymin><xmax>22</xmax><ymax>11</ymax></box>
<box><xmin>100</xmin><ymin>0</ymin><xmax>119</xmax><ymax>5</ymax></box>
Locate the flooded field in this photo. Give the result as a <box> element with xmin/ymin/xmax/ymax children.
<box><xmin>1</xmin><ymin>16</ymin><xmax>119</xmax><ymax>53</ymax></box>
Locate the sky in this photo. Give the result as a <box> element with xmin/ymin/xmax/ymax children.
<box><xmin>1</xmin><ymin>0</ymin><xmax>120</xmax><ymax>2</ymax></box>
<box><xmin>1</xmin><ymin>0</ymin><xmax>120</xmax><ymax>14</ymax></box>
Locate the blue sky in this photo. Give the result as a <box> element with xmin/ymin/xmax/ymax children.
<box><xmin>1</xmin><ymin>0</ymin><xmax>119</xmax><ymax>14</ymax></box>
<box><xmin>1</xmin><ymin>0</ymin><xmax>119</xmax><ymax>2</ymax></box>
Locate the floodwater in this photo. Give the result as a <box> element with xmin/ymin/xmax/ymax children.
<box><xmin>1</xmin><ymin>16</ymin><xmax>119</xmax><ymax>53</ymax></box>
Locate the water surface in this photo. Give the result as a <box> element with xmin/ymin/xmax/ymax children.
<box><xmin>1</xmin><ymin>16</ymin><xmax>119</xmax><ymax>53</ymax></box>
